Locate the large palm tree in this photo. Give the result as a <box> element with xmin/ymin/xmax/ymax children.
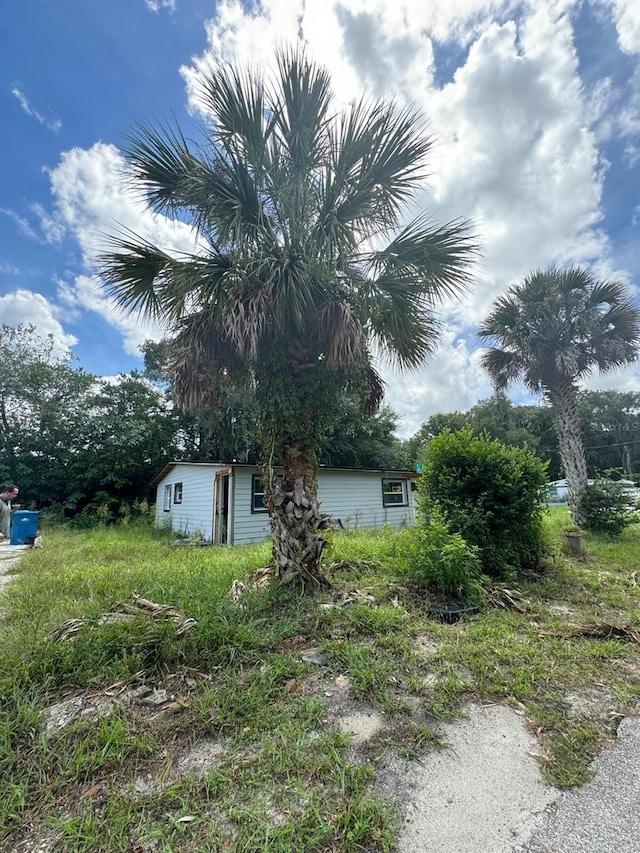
<box><xmin>478</xmin><ymin>267</ymin><xmax>640</xmax><ymax>525</ymax></box>
<box><xmin>100</xmin><ymin>51</ymin><xmax>476</xmax><ymax>589</ymax></box>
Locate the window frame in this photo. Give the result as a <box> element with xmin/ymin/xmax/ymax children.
<box><xmin>163</xmin><ymin>484</ymin><xmax>172</xmax><ymax>512</ymax></box>
<box><xmin>173</xmin><ymin>482</ymin><xmax>183</xmax><ymax>505</ymax></box>
<box><xmin>251</xmin><ymin>474</ymin><xmax>268</xmax><ymax>513</ymax></box>
<box><xmin>381</xmin><ymin>478</ymin><xmax>408</xmax><ymax>508</ymax></box>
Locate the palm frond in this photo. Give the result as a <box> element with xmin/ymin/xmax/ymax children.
<box><xmin>187</xmin><ymin>154</ymin><xmax>267</xmax><ymax>245</ymax></box>
<box><xmin>481</xmin><ymin>348</ymin><xmax>527</xmax><ymax>391</ymax></box>
<box><xmin>171</xmin><ymin>309</ymin><xmax>248</xmax><ymax>412</ymax></box>
<box><xmin>124</xmin><ymin>121</ymin><xmax>200</xmax><ymax>217</ymax></box>
<box><xmin>100</xmin><ymin>229</ymin><xmax>234</xmax><ymax>325</ymax></box>
<box><xmin>198</xmin><ymin>61</ymin><xmax>272</xmax><ymax>171</ymax></box>
<box><xmin>362</xmin><ymin>360</ymin><xmax>385</xmax><ymax>415</ymax></box>
<box><xmin>479</xmin><ymin>266</ymin><xmax>640</xmax><ymax>394</ymax></box>
<box><xmin>317</xmin><ymin>99</ymin><xmax>433</xmax><ymax>243</ymax></box>
<box><xmin>358</xmin><ymin>101</ymin><xmax>432</xmax><ymax>224</ymax></box>
<box><xmin>99</xmin><ymin>234</ymin><xmax>177</xmax><ymax>322</ymax></box>
<box><xmin>272</xmin><ymin>48</ymin><xmax>333</xmax><ymax>175</ymax></box>
<box><xmin>367</xmin><ymin>284</ymin><xmax>443</xmax><ymax>369</ymax></box>
<box><xmin>368</xmin><ymin>215</ymin><xmax>478</xmax><ymax>302</ymax></box>
<box><xmin>316</xmin><ymin>299</ymin><xmax>363</xmax><ymax>369</ymax></box>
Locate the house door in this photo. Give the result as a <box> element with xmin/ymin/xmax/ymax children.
<box><xmin>213</xmin><ymin>471</ymin><xmax>230</xmax><ymax>544</ymax></box>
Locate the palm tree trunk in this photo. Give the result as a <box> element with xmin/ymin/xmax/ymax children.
<box><xmin>267</xmin><ymin>447</ymin><xmax>330</xmax><ymax>592</ymax></box>
<box><xmin>548</xmin><ymin>385</ymin><xmax>589</xmax><ymax>525</ymax></box>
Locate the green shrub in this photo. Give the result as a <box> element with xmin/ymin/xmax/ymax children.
<box><xmin>578</xmin><ymin>480</ymin><xmax>638</xmax><ymax>535</ymax></box>
<box><xmin>406</xmin><ymin>508</ymin><xmax>483</xmax><ymax>602</ymax></box>
<box><xmin>419</xmin><ymin>429</ymin><xmax>548</xmax><ymax>579</ymax></box>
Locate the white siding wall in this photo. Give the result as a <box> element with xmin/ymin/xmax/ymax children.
<box><xmin>155</xmin><ymin>464</ymin><xmax>415</xmax><ymax>543</ymax></box>
<box><xmin>155</xmin><ymin>465</ymin><xmax>217</xmax><ymax>539</ymax></box>
<box><xmin>317</xmin><ymin>470</ymin><xmax>415</xmax><ymax>529</ymax></box>
<box><xmin>231</xmin><ymin>467</ymin><xmax>271</xmax><ymax>545</ymax></box>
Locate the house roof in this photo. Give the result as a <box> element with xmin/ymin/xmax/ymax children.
<box><xmin>151</xmin><ymin>461</ymin><xmax>420</xmax><ymax>488</ymax></box>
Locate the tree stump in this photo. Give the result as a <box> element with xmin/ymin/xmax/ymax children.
<box><xmin>564</xmin><ymin>531</ymin><xmax>585</xmax><ymax>558</ymax></box>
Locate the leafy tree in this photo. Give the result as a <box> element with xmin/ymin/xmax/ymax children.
<box><xmin>398</xmin><ymin>397</ymin><xmax>560</xmax><ymax>475</ymax></box>
<box><xmin>578</xmin><ymin>390</ymin><xmax>640</xmax><ymax>478</ymax></box>
<box><xmin>398</xmin><ymin>410</ymin><xmax>470</xmax><ymax>469</ymax></box>
<box><xmin>69</xmin><ymin>373</ymin><xmax>182</xmax><ymax>514</ymax></box>
<box><xmin>321</xmin><ymin>402</ymin><xmax>404</xmax><ymax>469</ymax></box>
<box><xmin>141</xmin><ymin>339</ymin><xmax>260</xmax><ymax>463</ymax></box>
<box><xmin>478</xmin><ymin>268</ymin><xmax>640</xmax><ymax>525</ymax></box>
<box><xmin>0</xmin><ymin>324</ymin><xmax>96</xmax><ymax>504</ymax></box>
<box><xmin>100</xmin><ymin>51</ymin><xmax>476</xmax><ymax>589</ymax></box>
<box><xmin>468</xmin><ymin>396</ymin><xmax>561</xmax><ymax>477</ymax></box>
<box><xmin>0</xmin><ymin>325</ymin><xmax>187</xmax><ymax>518</ymax></box>
<box><xmin>577</xmin><ymin>478</ymin><xmax>638</xmax><ymax>535</ymax></box>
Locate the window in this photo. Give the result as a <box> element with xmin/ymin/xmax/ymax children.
<box><xmin>173</xmin><ymin>482</ymin><xmax>183</xmax><ymax>505</ymax></box>
<box><xmin>163</xmin><ymin>484</ymin><xmax>172</xmax><ymax>511</ymax></box>
<box><xmin>251</xmin><ymin>474</ymin><xmax>267</xmax><ymax>513</ymax></box>
<box><xmin>382</xmin><ymin>478</ymin><xmax>408</xmax><ymax>507</ymax></box>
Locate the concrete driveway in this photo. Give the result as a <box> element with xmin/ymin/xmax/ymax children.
<box><xmin>0</xmin><ymin>543</ymin><xmax>30</xmax><ymax>595</ymax></box>
<box><xmin>382</xmin><ymin>702</ymin><xmax>640</xmax><ymax>852</ymax></box>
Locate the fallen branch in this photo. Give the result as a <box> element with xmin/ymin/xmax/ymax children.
<box><xmin>486</xmin><ymin>586</ymin><xmax>529</xmax><ymax>614</ymax></box>
<box><xmin>538</xmin><ymin>622</ymin><xmax>640</xmax><ymax>644</ymax></box>
<box><xmin>227</xmin><ymin>566</ymin><xmax>275</xmax><ymax>606</ymax></box>
<box><xmin>46</xmin><ymin>594</ymin><xmax>197</xmax><ymax>642</ymax></box>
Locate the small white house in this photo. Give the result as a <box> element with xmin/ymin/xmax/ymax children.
<box><xmin>151</xmin><ymin>462</ymin><xmax>418</xmax><ymax>544</ymax></box>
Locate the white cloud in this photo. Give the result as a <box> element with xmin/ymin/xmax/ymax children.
<box><xmin>144</xmin><ymin>0</ymin><xmax>176</xmax><ymax>12</ymax></box>
<box><xmin>0</xmin><ymin>289</ymin><xmax>77</xmax><ymax>356</ymax></box>
<box><xmin>56</xmin><ymin>274</ymin><xmax>164</xmax><ymax>356</ymax></box>
<box><xmin>0</xmin><ymin>207</ymin><xmax>39</xmax><ymax>240</ymax></box>
<box><xmin>36</xmin><ymin>142</ymin><xmax>200</xmax><ymax>349</ymax></box>
<box><xmin>40</xmin><ymin>142</ymin><xmax>197</xmax><ymax>263</ymax></box>
<box><xmin>382</xmin><ymin>329</ymin><xmax>493</xmax><ymax>438</ymax></box>
<box><xmin>584</xmin><ymin>361</ymin><xmax>640</xmax><ymax>394</ymax></box>
<box><xmin>425</xmin><ymin>8</ymin><xmax>610</xmax><ymax>319</ymax></box>
<box><xmin>606</xmin><ymin>0</ymin><xmax>640</xmax><ymax>54</ymax></box>
<box><xmin>11</xmin><ymin>85</ymin><xmax>62</xmax><ymax>132</ymax></box>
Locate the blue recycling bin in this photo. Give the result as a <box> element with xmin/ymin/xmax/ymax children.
<box><xmin>10</xmin><ymin>510</ymin><xmax>40</xmax><ymax>545</ymax></box>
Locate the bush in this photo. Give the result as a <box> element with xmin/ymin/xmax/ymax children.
<box><xmin>578</xmin><ymin>480</ymin><xmax>638</xmax><ymax>535</ymax></box>
<box><xmin>406</xmin><ymin>508</ymin><xmax>483</xmax><ymax>602</ymax></box>
<box><xmin>419</xmin><ymin>429</ymin><xmax>548</xmax><ymax>579</ymax></box>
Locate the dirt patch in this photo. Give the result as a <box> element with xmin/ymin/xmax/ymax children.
<box><xmin>6</xmin><ymin>826</ymin><xmax>63</xmax><ymax>853</ymax></box>
<box><xmin>545</xmin><ymin>600</ymin><xmax>581</xmax><ymax>616</ymax></box>
<box><xmin>414</xmin><ymin>635</ymin><xmax>443</xmax><ymax>656</ymax></box>
<box><xmin>134</xmin><ymin>737</ymin><xmax>226</xmax><ymax>796</ymax></box>
<box><xmin>336</xmin><ymin>709</ymin><xmax>386</xmax><ymax>744</ymax></box>
<box><xmin>563</xmin><ymin>686</ymin><xmax>620</xmax><ymax>721</ymax></box>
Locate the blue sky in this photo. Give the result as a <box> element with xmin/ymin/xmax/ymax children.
<box><xmin>1</xmin><ymin>0</ymin><xmax>639</xmax><ymax>437</ymax></box>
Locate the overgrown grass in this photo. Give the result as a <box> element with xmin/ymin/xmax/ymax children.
<box><xmin>1</xmin><ymin>512</ymin><xmax>640</xmax><ymax>850</ymax></box>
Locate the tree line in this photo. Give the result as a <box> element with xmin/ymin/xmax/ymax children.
<box><xmin>3</xmin><ymin>323</ymin><xmax>638</xmax><ymax>526</ymax></box>
<box><xmin>0</xmin><ymin>324</ymin><xmax>406</xmax><ymax>522</ymax></box>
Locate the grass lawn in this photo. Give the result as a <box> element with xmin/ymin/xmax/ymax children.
<box><xmin>1</xmin><ymin>510</ymin><xmax>639</xmax><ymax>852</ymax></box>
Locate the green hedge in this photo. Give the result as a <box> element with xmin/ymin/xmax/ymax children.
<box><xmin>418</xmin><ymin>429</ymin><xmax>548</xmax><ymax>579</ymax></box>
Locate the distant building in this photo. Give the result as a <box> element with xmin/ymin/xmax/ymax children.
<box><xmin>548</xmin><ymin>478</ymin><xmax>640</xmax><ymax>504</ymax></box>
